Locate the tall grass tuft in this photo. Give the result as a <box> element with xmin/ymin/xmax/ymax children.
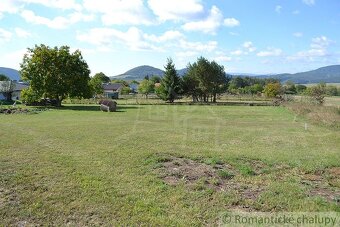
<box><xmin>286</xmin><ymin>102</ymin><xmax>340</xmax><ymax>129</ymax></box>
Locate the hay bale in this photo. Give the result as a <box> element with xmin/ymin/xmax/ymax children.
<box><xmin>99</xmin><ymin>100</ymin><xmax>117</xmax><ymax>112</ymax></box>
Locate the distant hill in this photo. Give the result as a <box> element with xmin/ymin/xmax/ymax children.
<box><xmin>111</xmin><ymin>65</ymin><xmax>164</xmax><ymax>80</ymax></box>
<box><xmin>0</xmin><ymin>67</ymin><xmax>20</xmax><ymax>81</ymax></box>
<box><xmin>257</xmin><ymin>65</ymin><xmax>340</xmax><ymax>83</ymax></box>
<box><xmin>111</xmin><ymin>65</ymin><xmax>188</xmax><ymax>81</ymax></box>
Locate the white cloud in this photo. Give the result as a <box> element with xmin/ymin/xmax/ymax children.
<box><xmin>21</xmin><ymin>10</ymin><xmax>94</xmax><ymax>29</ymax></box>
<box><xmin>229</xmin><ymin>32</ymin><xmax>239</xmax><ymax>36</ymax></box>
<box><xmin>182</xmin><ymin>5</ymin><xmax>223</xmax><ymax>34</ymax></box>
<box><xmin>21</xmin><ymin>0</ymin><xmax>82</xmax><ymax>11</ymax></box>
<box><xmin>257</xmin><ymin>48</ymin><xmax>282</xmax><ymax>57</ymax></box>
<box><xmin>243</xmin><ymin>41</ymin><xmax>256</xmax><ymax>52</ymax></box>
<box><xmin>179</xmin><ymin>40</ymin><xmax>218</xmax><ymax>52</ymax></box>
<box><xmin>292</xmin><ymin>10</ymin><xmax>300</xmax><ymax>15</ymax></box>
<box><xmin>310</xmin><ymin>36</ymin><xmax>333</xmax><ymax>49</ymax></box>
<box><xmin>214</xmin><ymin>55</ymin><xmax>232</xmax><ymax>62</ymax></box>
<box><xmin>302</xmin><ymin>0</ymin><xmax>315</xmax><ymax>6</ymax></box>
<box><xmin>0</xmin><ymin>0</ymin><xmax>20</xmax><ymax>18</ymax></box>
<box><xmin>293</xmin><ymin>32</ymin><xmax>303</xmax><ymax>38</ymax></box>
<box><xmin>275</xmin><ymin>5</ymin><xmax>282</xmax><ymax>14</ymax></box>
<box><xmin>287</xmin><ymin>36</ymin><xmax>333</xmax><ymax>61</ymax></box>
<box><xmin>0</xmin><ymin>28</ymin><xmax>12</xmax><ymax>42</ymax></box>
<box><xmin>176</xmin><ymin>51</ymin><xmax>198</xmax><ymax>58</ymax></box>
<box><xmin>148</xmin><ymin>0</ymin><xmax>204</xmax><ymax>21</ymax></box>
<box><xmin>144</xmin><ymin>30</ymin><xmax>184</xmax><ymax>43</ymax></box>
<box><xmin>231</xmin><ymin>50</ymin><xmax>243</xmax><ymax>56</ymax></box>
<box><xmin>77</xmin><ymin>27</ymin><xmax>160</xmax><ymax>51</ymax></box>
<box><xmin>84</xmin><ymin>0</ymin><xmax>153</xmax><ymax>25</ymax></box>
<box><xmin>15</xmin><ymin>28</ymin><xmax>32</xmax><ymax>38</ymax></box>
<box><xmin>83</xmin><ymin>0</ymin><xmax>152</xmax><ymax>25</ymax></box>
<box><xmin>223</xmin><ymin>18</ymin><xmax>240</xmax><ymax>27</ymax></box>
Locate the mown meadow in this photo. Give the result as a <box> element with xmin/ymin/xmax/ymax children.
<box><xmin>1</xmin><ymin>104</ymin><xmax>339</xmax><ymax>225</ymax></box>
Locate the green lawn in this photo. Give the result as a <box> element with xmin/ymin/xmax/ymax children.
<box><xmin>1</xmin><ymin>105</ymin><xmax>339</xmax><ymax>225</ymax></box>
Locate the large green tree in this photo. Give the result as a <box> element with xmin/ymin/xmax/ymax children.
<box><xmin>157</xmin><ymin>58</ymin><xmax>182</xmax><ymax>103</ymax></box>
<box><xmin>183</xmin><ymin>57</ymin><xmax>229</xmax><ymax>102</ymax></box>
<box><xmin>20</xmin><ymin>44</ymin><xmax>92</xmax><ymax>106</ymax></box>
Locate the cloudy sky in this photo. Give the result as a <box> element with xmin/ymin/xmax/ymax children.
<box><xmin>0</xmin><ymin>0</ymin><xmax>340</xmax><ymax>76</ymax></box>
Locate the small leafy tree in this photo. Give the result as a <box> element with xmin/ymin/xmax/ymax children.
<box><xmin>21</xmin><ymin>87</ymin><xmax>41</xmax><ymax>104</ymax></box>
<box><xmin>306</xmin><ymin>83</ymin><xmax>326</xmax><ymax>105</ymax></box>
<box><xmin>157</xmin><ymin>58</ymin><xmax>182</xmax><ymax>103</ymax></box>
<box><xmin>93</xmin><ymin>72</ymin><xmax>110</xmax><ymax>83</ymax></box>
<box><xmin>138</xmin><ymin>78</ymin><xmax>154</xmax><ymax>98</ymax></box>
<box><xmin>296</xmin><ymin>84</ymin><xmax>307</xmax><ymax>94</ymax></box>
<box><xmin>263</xmin><ymin>83</ymin><xmax>282</xmax><ymax>98</ymax></box>
<box><xmin>284</xmin><ymin>81</ymin><xmax>297</xmax><ymax>94</ymax></box>
<box><xmin>325</xmin><ymin>85</ymin><xmax>338</xmax><ymax>96</ymax></box>
<box><xmin>121</xmin><ymin>86</ymin><xmax>132</xmax><ymax>95</ymax></box>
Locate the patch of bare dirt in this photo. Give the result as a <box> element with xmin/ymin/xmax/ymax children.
<box><xmin>0</xmin><ymin>187</ymin><xmax>19</xmax><ymax>208</ymax></box>
<box><xmin>155</xmin><ymin>155</ymin><xmax>266</xmax><ymax>202</ymax></box>
<box><xmin>300</xmin><ymin>168</ymin><xmax>340</xmax><ymax>204</ymax></box>
<box><xmin>153</xmin><ymin>154</ymin><xmax>340</xmax><ymax>208</ymax></box>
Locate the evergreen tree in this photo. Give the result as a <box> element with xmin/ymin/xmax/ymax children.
<box><xmin>158</xmin><ymin>58</ymin><xmax>182</xmax><ymax>103</ymax></box>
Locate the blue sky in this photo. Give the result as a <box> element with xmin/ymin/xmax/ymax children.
<box><xmin>0</xmin><ymin>0</ymin><xmax>339</xmax><ymax>76</ymax></box>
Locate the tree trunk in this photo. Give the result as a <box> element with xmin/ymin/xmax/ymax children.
<box><xmin>56</xmin><ymin>97</ymin><xmax>62</xmax><ymax>107</ymax></box>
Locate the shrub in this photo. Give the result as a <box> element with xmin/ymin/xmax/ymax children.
<box><xmin>305</xmin><ymin>84</ymin><xmax>326</xmax><ymax>105</ymax></box>
<box><xmin>263</xmin><ymin>83</ymin><xmax>282</xmax><ymax>98</ymax></box>
<box><xmin>21</xmin><ymin>87</ymin><xmax>41</xmax><ymax>104</ymax></box>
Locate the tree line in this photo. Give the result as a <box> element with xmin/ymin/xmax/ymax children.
<box><xmin>8</xmin><ymin>44</ymin><xmax>339</xmax><ymax>106</ymax></box>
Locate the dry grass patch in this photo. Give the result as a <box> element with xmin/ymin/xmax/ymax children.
<box><xmin>286</xmin><ymin>102</ymin><xmax>340</xmax><ymax>128</ymax></box>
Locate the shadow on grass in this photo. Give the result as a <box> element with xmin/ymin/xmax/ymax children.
<box><xmin>55</xmin><ymin>105</ymin><xmax>141</xmax><ymax>112</ymax></box>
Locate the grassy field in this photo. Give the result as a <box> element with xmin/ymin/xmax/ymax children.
<box><xmin>1</xmin><ymin>104</ymin><xmax>340</xmax><ymax>225</ymax></box>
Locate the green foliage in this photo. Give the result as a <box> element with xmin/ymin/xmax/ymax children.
<box><xmin>305</xmin><ymin>83</ymin><xmax>326</xmax><ymax>105</ymax></box>
<box><xmin>0</xmin><ymin>74</ymin><xmax>10</xmax><ymax>81</ymax></box>
<box><xmin>228</xmin><ymin>76</ymin><xmax>277</xmax><ymax>94</ymax></box>
<box><xmin>21</xmin><ymin>87</ymin><xmax>41</xmax><ymax>104</ymax></box>
<box><xmin>284</xmin><ymin>81</ymin><xmax>297</xmax><ymax>94</ymax></box>
<box><xmin>182</xmin><ymin>57</ymin><xmax>229</xmax><ymax>102</ymax></box>
<box><xmin>138</xmin><ymin>78</ymin><xmax>154</xmax><ymax>98</ymax></box>
<box><xmin>150</xmin><ymin>75</ymin><xmax>162</xmax><ymax>84</ymax></box>
<box><xmin>296</xmin><ymin>84</ymin><xmax>307</xmax><ymax>94</ymax></box>
<box><xmin>93</xmin><ymin>72</ymin><xmax>110</xmax><ymax>83</ymax></box>
<box><xmin>217</xmin><ymin>170</ymin><xmax>234</xmax><ymax>179</ymax></box>
<box><xmin>157</xmin><ymin>58</ymin><xmax>182</xmax><ymax>103</ymax></box>
<box><xmin>130</xmin><ymin>80</ymin><xmax>139</xmax><ymax>85</ymax></box>
<box><xmin>20</xmin><ymin>44</ymin><xmax>92</xmax><ymax>106</ymax></box>
<box><xmin>121</xmin><ymin>86</ymin><xmax>132</xmax><ymax>95</ymax></box>
<box><xmin>90</xmin><ymin>77</ymin><xmax>103</xmax><ymax>97</ymax></box>
<box><xmin>325</xmin><ymin>85</ymin><xmax>338</xmax><ymax>96</ymax></box>
<box><xmin>263</xmin><ymin>83</ymin><xmax>282</xmax><ymax>98</ymax></box>
<box><xmin>90</xmin><ymin>72</ymin><xmax>111</xmax><ymax>96</ymax></box>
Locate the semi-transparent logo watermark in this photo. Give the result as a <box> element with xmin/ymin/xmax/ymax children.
<box><xmin>220</xmin><ymin>212</ymin><xmax>340</xmax><ymax>226</ymax></box>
